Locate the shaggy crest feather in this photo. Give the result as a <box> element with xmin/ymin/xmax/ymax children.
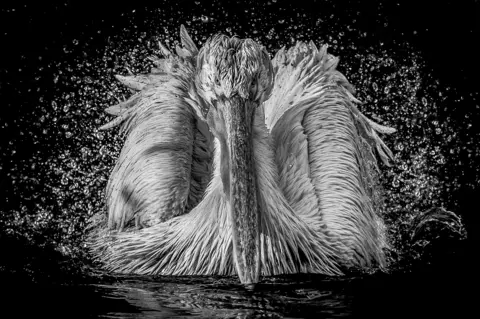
<box><xmin>88</xmin><ymin>25</ymin><xmax>395</xmax><ymax>282</ymax></box>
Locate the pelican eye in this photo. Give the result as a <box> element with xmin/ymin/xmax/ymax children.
<box><xmin>250</xmin><ymin>78</ymin><xmax>259</xmax><ymax>100</ymax></box>
<box><xmin>211</xmin><ymin>99</ymin><xmax>218</xmax><ymax>111</ymax></box>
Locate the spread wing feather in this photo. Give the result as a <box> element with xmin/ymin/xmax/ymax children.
<box><xmin>265</xmin><ymin>42</ymin><xmax>395</xmax><ymax>267</ymax></box>
<box><xmin>99</xmin><ymin>27</ymin><xmax>213</xmax><ymax>231</ymax></box>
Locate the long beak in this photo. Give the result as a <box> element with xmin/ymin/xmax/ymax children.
<box><xmin>223</xmin><ymin>97</ymin><xmax>261</xmax><ymax>289</ymax></box>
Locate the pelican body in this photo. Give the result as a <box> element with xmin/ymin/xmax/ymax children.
<box><xmin>89</xmin><ymin>26</ymin><xmax>395</xmax><ymax>287</ymax></box>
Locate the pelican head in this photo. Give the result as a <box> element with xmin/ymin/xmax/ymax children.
<box><xmin>195</xmin><ymin>35</ymin><xmax>274</xmax><ymax>287</ymax></box>
<box><xmin>195</xmin><ymin>35</ymin><xmax>274</xmax><ymax>105</ymax></box>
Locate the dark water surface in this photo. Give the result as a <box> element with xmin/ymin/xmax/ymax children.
<box><xmin>1</xmin><ymin>0</ymin><xmax>478</xmax><ymax>317</ymax></box>
<box><xmin>4</xmin><ymin>268</ymin><xmax>474</xmax><ymax>318</ymax></box>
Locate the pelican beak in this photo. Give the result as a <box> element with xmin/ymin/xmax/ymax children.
<box><xmin>223</xmin><ymin>96</ymin><xmax>261</xmax><ymax>288</ymax></box>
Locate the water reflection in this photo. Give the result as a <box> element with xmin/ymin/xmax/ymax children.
<box><xmin>91</xmin><ymin>275</ymin><xmax>354</xmax><ymax>318</ymax></box>
<box><xmin>24</xmin><ymin>269</ymin><xmax>462</xmax><ymax>318</ymax></box>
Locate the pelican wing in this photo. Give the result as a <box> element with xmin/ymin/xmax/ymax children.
<box><xmin>100</xmin><ymin>26</ymin><xmax>214</xmax><ymax>231</ymax></box>
<box><xmin>264</xmin><ymin>42</ymin><xmax>395</xmax><ymax>267</ymax></box>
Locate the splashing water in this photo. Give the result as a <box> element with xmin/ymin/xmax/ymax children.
<box><xmin>0</xmin><ymin>2</ymin><xmax>473</xmax><ymax>286</ymax></box>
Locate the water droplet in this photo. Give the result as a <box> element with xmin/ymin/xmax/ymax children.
<box><xmin>81</xmin><ymin>147</ymin><xmax>90</xmax><ymax>160</ymax></box>
<box><xmin>421</xmin><ymin>97</ymin><xmax>427</xmax><ymax>106</ymax></box>
<box><xmin>392</xmin><ymin>177</ymin><xmax>400</xmax><ymax>188</ymax></box>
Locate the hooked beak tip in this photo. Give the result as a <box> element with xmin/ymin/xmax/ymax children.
<box><xmin>243</xmin><ymin>283</ymin><xmax>257</xmax><ymax>291</ymax></box>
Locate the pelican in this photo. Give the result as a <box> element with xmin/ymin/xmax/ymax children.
<box><xmin>89</xmin><ymin>25</ymin><xmax>396</xmax><ymax>288</ymax></box>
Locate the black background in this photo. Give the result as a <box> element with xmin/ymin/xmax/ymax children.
<box><xmin>0</xmin><ymin>0</ymin><xmax>478</xmax><ymax>317</ymax></box>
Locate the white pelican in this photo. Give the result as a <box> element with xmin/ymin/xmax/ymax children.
<box><xmin>89</xmin><ymin>25</ymin><xmax>395</xmax><ymax>288</ymax></box>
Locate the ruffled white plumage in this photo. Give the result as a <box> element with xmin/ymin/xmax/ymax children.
<box><xmin>89</xmin><ymin>26</ymin><xmax>395</xmax><ymax>278</ymax></box>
